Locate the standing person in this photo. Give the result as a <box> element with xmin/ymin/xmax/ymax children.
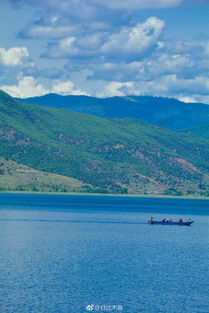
<box><xmin>179</xmin><ymin>217</ymin><xmax>183</xmax><ymax>223</ymax></box>
<box><xmin>149</xmin><ymin>217</ymin><xmax>154</xmax><ymax>224</ymax></box>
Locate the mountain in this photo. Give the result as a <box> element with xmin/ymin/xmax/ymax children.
<box><xmin>0</xmin><ymin>156</ymin><xmax>89</xmax><ymax>193</ymax></box>
<box><xmin>1</xmin><ymin>90</ymin><xmax>209</xmax><ymax>196</ymax></box>
<box><xmin>184</xmin><ymin>124</ymin><xmax>209</xmax><ymax>140</ymax></box>
<box><xmin>17</xmin><ymin>94</ymin><xmax>209</xmax><ymax>131</ymax></box>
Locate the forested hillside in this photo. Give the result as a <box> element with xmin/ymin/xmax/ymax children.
<box><xmin>18</xmin><ymin>94</ymin><xmax>209</xmax><ymax>131</ymax></box>
<box><xmin>1</xmin><ymin>90</ymin><xmax>209</xmax><ymax>196</ymax></box>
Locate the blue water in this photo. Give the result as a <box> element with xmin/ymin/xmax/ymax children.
<box><xmin>0</xmin><ymin>194</ymin><xmax>209</xmax><ymax>313</ymax></box>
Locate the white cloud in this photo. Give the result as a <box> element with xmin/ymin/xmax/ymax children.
<box><xmin>156</xmin><ymin>41</ymin><xmax>165</xmax><ymax>49</ymax></box>
<box><xmin>0</xmin><ymin>76</ymin><xmax>89</xmax><ymax>98</ymax></box>
<box><xmin>4</xmin><ymin>0</ymin><xmax>208</xmax><ymax>104</ymax></box>
<box><xmin>84</xmin><ymin>38</ymin><xmax>206</xmax><ymax>84</ymax></box>
<box><xmin>46</xmin><ymin>17</ymin><xmax>165</xmax><ymax>61</ymax></box>
<box><xmin>183</xmin><ymin>94</ymin><xmax>209</xmax><ymax>104</ymax></box>
<box><xmin>101</xmin><ymin>17</ymin><xmax>165</xmax><ymax>58</ymax></box>
<box><xmin>159</xmin><ymin>75</ymin><xmax>209</xmax><ymax>95</ymax></box>
<box><xmin>46</xmin><ymin>36</ymin><xmax>79</xmax><ymax>58</ymax></box>
<box><xmin>178</xmin><ymin>96</ymin><xmax>197</xmax><ymax>103</ymax></box>
<box><xmin>87</xmin><ymin>52</ymin><xmax>194</xmax><ymax>82</ymax></box>
<box><xmin>52</xmin><ymin>80</ymin><xmax>89</xmax><ymax>95</ymax></box>
<box><xmin>0</xmin><ymin>76</ymin><xmax>49</xmax><ymax>98</ymax></box>
<box><xmin>97</xmin><ymin>74</ymin><xmax>209</xmax><ymax>103</ymax></box>
<box><xmin>76</xmin><ymin>33</ymin><xmax>105</xmax><ymax>51</ymax></box>
<box><xmin>97</xmin><ymin>81</ymin><xmax>134</xmax><ymax>97</ymax></box>
<box><xmin>23</xmin><ymin>25</ymin><xmax>76</xmax><ymax>39</ymax></box>
<box><xmin>59</xmin><ymin>37</ymin><xmax>76</xmax><ymax>50</ymax></box>
<box><xmin>86</xmin><ymin>61</ymin><xmax>144</xmax><ymax>82</ymax></box>
<box><xmin>132</xmin><ymin>75</ymin><xmax>209</xmax><ymax>98</ymax></box>
<box><xmin>144</xmin><ymin>53</ymin><xmax>194</xmax><ymax>76</ymax></box>
<box><xmin>0</xmin><ymin>47</ymin><xmax>30</xmax><ymax>66</ymax></box>
<box><xmin>46</xmin><ymin>33</ymin><xmax>106</xmax><ymax>59</ymax></box>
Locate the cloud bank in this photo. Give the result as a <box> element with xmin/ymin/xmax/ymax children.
<box><xmin>1</xmin><ymin>0</ymin><xmax>209</xmax><ymax>103</ymax></box>
<box><xmin>0</xmin><ymin>75</ymin><xmax>88</xmax><ymax>98</ymax></box>
<box><xmin>0</xmin><ymin>47</ymin><xmax>30</xmax><ymax>66</ymax></box>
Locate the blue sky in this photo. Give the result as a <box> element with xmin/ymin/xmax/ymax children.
<box><xmin>0</xmin><ymin>0</ymin><xmax>208</xmax><ymax>103</ymax></box>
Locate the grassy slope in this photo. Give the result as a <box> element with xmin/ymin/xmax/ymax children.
<box><xmin>1</xmin><ymin>90</ymin><xmax>209</xmax><ymax>195</ymax></box>
<box><xmin>184</xmin><ymin>124</ymin><xmax>209</xmax><ymax>139</ymax></box>
<box><xmin>0</xmin><ymin>156</ymin><xmax>89</xmax><ymax>192</ymax></box>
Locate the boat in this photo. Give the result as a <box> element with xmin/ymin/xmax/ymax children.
<box><xmin>148</xmin><ymin>220</ymin><xmax>194</xmax><ymax>226</ymax></box>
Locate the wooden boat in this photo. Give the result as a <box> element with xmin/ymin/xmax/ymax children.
<box><xmin>148</xmin><ymin>220</ymin><xmax>194</xmax><ymax>226</ymax></box>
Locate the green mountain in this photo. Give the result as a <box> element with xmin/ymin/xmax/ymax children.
<box><xmin>0</xmin><ymin>156</ymin><xmax>89</xmax><ymax>192</ymax></box>
<box><xmin>17</xmin><ymin>93</ymin><xmax>209</xmax><ymax>131</ymax></box>
<box><xmin>184</xmin><ymin>124</ymin><xmax>209</xmax><ymax>140</ymax></box>
<box><xmin>1</xmin><ymin>90</ymin><xmax>209</xmax><ymax>196</ymax></box>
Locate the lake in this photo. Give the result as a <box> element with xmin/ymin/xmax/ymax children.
<box><xmin>0</xmin><ymin>194</ymin><xmax>209</xmax><ymax>313</ymax></box>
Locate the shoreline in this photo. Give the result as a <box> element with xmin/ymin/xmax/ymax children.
<box><xmin>0</xmin><ymin>190</ymin><xmax>208</xmax><ymax>200</ymax></box>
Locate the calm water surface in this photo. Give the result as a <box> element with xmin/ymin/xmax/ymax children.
<box><xmin>0</xmin><ymin>194</ymin><xmax>209</xmax><ymax>313</ymax></box>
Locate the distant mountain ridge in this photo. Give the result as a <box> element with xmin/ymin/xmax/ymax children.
<box><xmin>17</xmin><ymin>94</ymin><xmax>209</xmax><ymax>131</ymax></box>
<box><xmin>1</xmin><ymin>90</ymin><xmax>209</xmax><ymax>196</ymax></box>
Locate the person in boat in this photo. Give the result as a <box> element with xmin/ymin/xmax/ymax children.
<box><xmin>149</xmin><ymin>217</ymin><xmax>154</xmax><ymax>224</ymax></box>
<box><xmin>162</xmin><ymin>218</ymin><xmax>173</xmax><ymax>222</ymax></box>
<box><xmin>179</xmin><ymin>217</ymin><xmax>183</xmax><ymax>223</ymax></box>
